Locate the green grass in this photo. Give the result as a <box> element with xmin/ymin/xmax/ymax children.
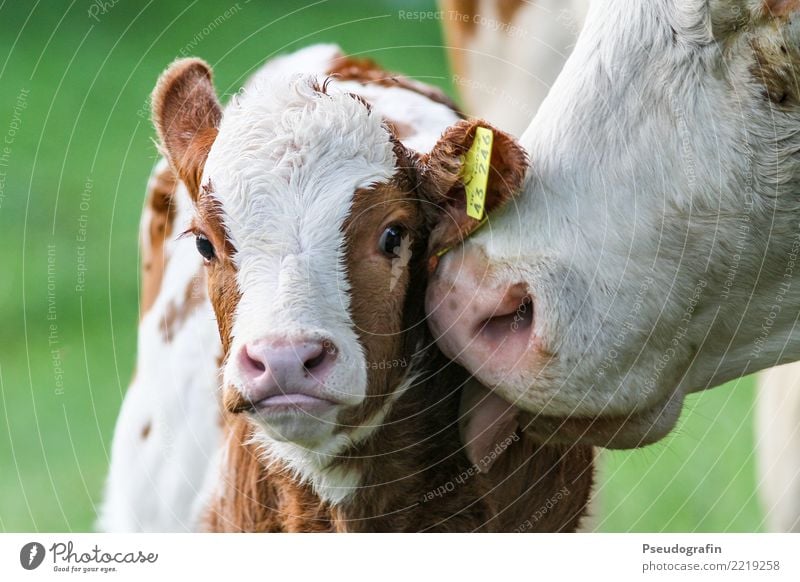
<box><xmin>596</xmin><ymin>376</ymin><xmax>763</xmax><ymax>532</ymax></box>
<box><xmin>0</xmin><ymin>0</ymin><xmax>765</xmax><ymax>532</ymax></box>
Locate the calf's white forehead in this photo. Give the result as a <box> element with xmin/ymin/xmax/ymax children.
<box><xmin>202</xmin><ymin>76</ymin><xmax>396</xmax><ymax>336</ymax></box>
<box><xmin>205</xmin><ymin>75</ymin><xmax>396</xmax><ymax>237</ymax></box>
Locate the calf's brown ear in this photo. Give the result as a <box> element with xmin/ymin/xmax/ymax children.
<box><xmin>419</xmin><ymin>119</ymin><xmax>528</xmax><ymax>263</ymax></box>
<box><xmin>151</xmin><ymin>58</ymin><xmax>222</xmax><ymax>197</ymax></box>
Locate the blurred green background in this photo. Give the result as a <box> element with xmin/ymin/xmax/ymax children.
<box><xmin>0</xmin><ymin>0</ymin><xmax>763</xmax><ymax>532</ymax></box>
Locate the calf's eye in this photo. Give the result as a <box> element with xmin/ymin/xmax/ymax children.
<box><xmin>378</xmin><ymin>224</ymin><xmax>411</xmax><ymax>258</ymax></box>
<box><xmin>378</xmin><ymin>224</ymin><xmax>407</xmax><ymax>258</ymax></box>
<box><xmin>196</xmin><ymin>235</ymin><xmax>216</xmax><ymax>261</ymax></box>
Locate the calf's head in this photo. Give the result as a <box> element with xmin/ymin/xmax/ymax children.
<box><xmin>428</xmin><ymin>0</ymin><xmax>800</xmax><ymax>447</ymax></box>
<box><xmin>151</xmin><ymin>58</ymin><xmax>525</xmax><ymax>494</ymax></box>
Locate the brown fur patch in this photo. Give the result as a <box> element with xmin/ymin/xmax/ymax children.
<box><xmin>151</xmin><ymin>58</ymin><xmax>222</xmax><ymax>197</ymax></box>
<box><xmin>440</xmin><ymin>0</ymin><xmax>524</xmax><ymax>38</ymax></box>
<box><xmin>384</xmin><ymin>119</ymin><xmax>417</xmax><ymax>142</ymax></box>
<box><xmin>327</xmin><ymin>54</ymin><xmax>462</xmax><ymax>115</ymax></box>
<box><xmin>487</xmin><ymin>438</ymin><xmax>594</xmax><ymax>531</ymax></box>
<box><xmin>193</xmin><ymin>183</ymin><xmax>237</xmax><ymax>258</ymax></box>
<box><xmin>439</xmin><ymin>0</ymin><xmax>525</xmax><ymax>113</ymax></box>
<box><xmin>326</xmin><ymin>358</ymin><xmax>591</xmax><ymax>532</ymax></box>
<box><xmin>140</xmin><ymin>164</ymin><xmax>178</xmax><ymax>318</ymax></box>
<box><xmin>496</xmin><ymin>0</ymin><xmax>525</xmax><ymax>26</ymax></box>
<box><xmin>189</xmin><ymin>187</ymin><xmax>245</xmax><ymax>410</ymax></box>
<box><xmin>765</xmin><ymin>0</ymin><xmax>800</xmax><ymax>17</ymax></box>
<box><xmin>204</xmin><ymin>249</ymin><xmax>241</xmax><ymax>358</ymax></box>
<box><xmin>439</xmin><ymin>0</ymin><xmax>479</xmax><ymax>87</ymax></box>
<box><xmin>159</xmin><ymin>270</ymin><xmax>206</xmax><ymax>342</ymax></box>
<box><xmin>336</xmin><ymin>177</ymin><xmax>429</xmax><ymax>432</ymax></box>
<box><xmin>750</xmin><ymin>33</ymin><xmax>800</xmax><ymax>107</ymax></box>
<box><xmin>205</xmin><ymin>417</ymin><xmax>334</xmax><ymax>532</ymax></box>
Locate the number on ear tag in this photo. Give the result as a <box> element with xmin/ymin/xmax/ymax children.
<box><xmin>461</xmin><ymin>126</ymin><xmax>493</xmax><ymax>221</ymax></box>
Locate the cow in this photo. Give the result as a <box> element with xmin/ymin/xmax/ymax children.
<box><xmin>148</xmin><ymin>49</ymin><xmax>594</xmax><ymax>532</ymax></box>
<box><xmin>440</xmin><ymin>0</ymin><xmax>800</xmax><ymax>534</ymax></box>
<box><xmin>425</xmin><ymin>0</ymin><xmax>800</xmax><ymax>452</ymax></box>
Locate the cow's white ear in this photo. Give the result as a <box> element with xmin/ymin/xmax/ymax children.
<box><xmin>421</xmin><ymin>119</ymin><xmax>528</xmax><ymax>262</ymax></box>
<box><xmin>151</xmin><ymin>58</ymin><xmax>222</xmax><ymax>197</ymax></box>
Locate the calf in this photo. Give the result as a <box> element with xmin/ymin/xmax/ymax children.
<box><xmin>150</xmin><ymin>54</ymin><xmax>594</xmax><ymax>531</ymax></box>
<box><xmin>99</xmin><ymin>44</ymin><xmax>461</xmax><ymax>531</ymax></box>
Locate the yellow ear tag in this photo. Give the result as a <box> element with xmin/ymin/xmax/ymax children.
<box><xmin>461</xmin><ymin>126</ymin><xmax>494</xmax><ymax>221</ymax></box>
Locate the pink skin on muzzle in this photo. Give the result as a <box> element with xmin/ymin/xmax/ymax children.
<box><xmin>427</xmin><ymin>246</ymin><xmax>683</xmax><ymax>449</ymax></box>
<box><xmin>236</xmin><ymin>337</ymin><xmax>339</xmax><ymax>413</ymax></box>
<box><xmin>425</xmin><ymin>244</ymin><xmax>534</xmax><ymax>388</ymax></box>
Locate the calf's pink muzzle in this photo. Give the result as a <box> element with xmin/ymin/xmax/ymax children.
<box><xmin>235</xmin><ymin>336</ymin><xmax>339</xmax><ymax>412</ymax></box>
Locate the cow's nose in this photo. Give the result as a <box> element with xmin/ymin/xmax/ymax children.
<box><xmin>426</xmin><ymin>248</ymin><xmax>533</xmax><ymax>373</ymax></box>
<box><xmin>237</xmin><ymin>337</ymin><xmax>338</xmax><ymax>405</ymax></box>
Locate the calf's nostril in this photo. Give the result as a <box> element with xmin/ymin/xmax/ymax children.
<box><xmin>303</xmin><ymin>347</ymin><xmax>326</xmax><ymax>371</ymax></box>
<box><xmin>243</xmin><ymin>345</ymin><xmax>267</xmax><ymax>373</ymax></box>
<box><xmin>304</xmin><ymin>340</ymin><xmax>337</xmax><ymax>372</ymax></box>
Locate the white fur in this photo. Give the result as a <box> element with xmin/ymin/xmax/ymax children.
<box><xmin>211</xmin><ymin>76</ymin><xmax>395</xmax><ymax>415</ymax></box>
<box><xmin>431</xmin><ymin>0</ymin><xmax>800</xmax><ymax>442</ymax></box>
<box><xmin>248</xmin><ymin>354</ymin><xmax>426</xmax><ymax>505</ymax></box>
<box><xmin>99</xmin><ymin>163</ymin><xmax>223</xmax><ymax>532</ymax></box>
<box><xmin>336</xmin><ymin>80</ymin><xmax>457</xmax><ymax>152</ymax></box>
<box><xmin>242</xmin><ymin>44</ymin><xmax>342</xmax><ymax>92</ymax></box>
<box><xmin>252</xmin><ymin>391</ymin><xmax>399</xmax><ymax>506</ymax></box>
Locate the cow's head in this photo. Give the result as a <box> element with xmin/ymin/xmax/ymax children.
<box><xmin>151</xmin><ymin>58</ymin><xmax>525</xmax><ymax>500</ymax></box>
<box><xmin>427</xmin><ymin>0</ymin><xmax>800</xmax><ymax>447</ymax></box>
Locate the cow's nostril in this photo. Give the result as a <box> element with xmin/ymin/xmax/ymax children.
<box><xmin>478</xmin><ymin>295</ymin><xmax>533</xmax><ymax>344</ymax></box>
